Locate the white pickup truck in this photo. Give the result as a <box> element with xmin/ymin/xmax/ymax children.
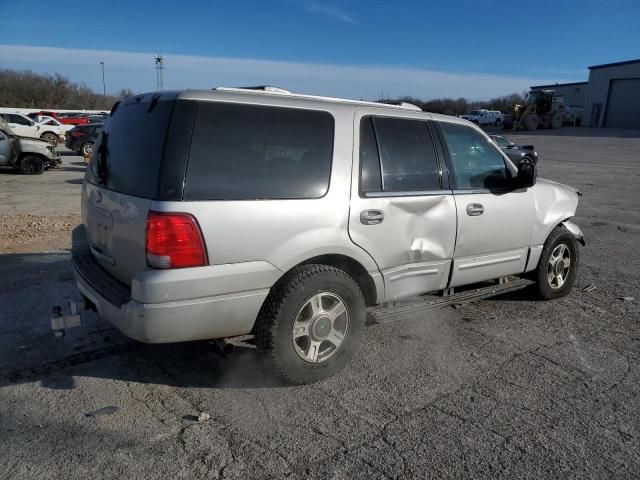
<box><xmin>460</xmin><ymin>109</ymin><xmax>504</xmax><ymax>126</ymax></box>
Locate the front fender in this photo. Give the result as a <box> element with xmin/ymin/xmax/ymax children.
<box><xmin>531</xmin><ymin>178</ymin><xmax>581</xmax><ymax>245</ymax></box>
<box><xmin>561</xmin><ymin>220</ymin><xmax>585</xmax><ymax>245</ymax></box>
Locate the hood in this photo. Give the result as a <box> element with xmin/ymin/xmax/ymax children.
<box><xmin>15</xmin><ymin>134</ymin><xmax>49</xmax><ymax>145</ymax></box>
<box><xmin>537</xmin><ymin>177</ymin><xmax>582</xmax><ymax>197</ymax></box>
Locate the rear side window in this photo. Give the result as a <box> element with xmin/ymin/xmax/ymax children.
<box><xmin>93</xmin><ymin>97</ymin><xmax>174</xmax><ymax>198</ymax></box>
<box><xmin>183</xmin><ymin>103</ymin><xmax>334</xmax><ymax>200</ymax></box>
<box><xmin>359</xmin><ymin>116</ymin><xmax>441</xmax><ymax>193</ymax></box>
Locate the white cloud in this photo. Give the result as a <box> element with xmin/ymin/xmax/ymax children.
<box><xmin>0</xmin><ymin>44</ymin><xmax>568</xmax><ymax>100</ymax></box>
<box><xmin>287</xmin><ymin>0</ymin><xmax>357</xmax><ymax>23</ymax></box>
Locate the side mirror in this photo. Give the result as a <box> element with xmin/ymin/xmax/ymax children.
<box><xmin>517</xmin><ymin>157</ymin><xmax>536</xmax><ymax>188</ymax></box>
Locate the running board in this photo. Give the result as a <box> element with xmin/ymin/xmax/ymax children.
<box><xmin>371</xmin><ymin>277</ymin><xmax>534</xmax><ymax>324</ymax></box>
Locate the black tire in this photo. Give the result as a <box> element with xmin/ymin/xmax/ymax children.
<box><xmin>81</xmin><ymin>142</ymin><xmax>94</xmax><ymax>157</ymax></box>
<box><xmin>255</xmin><ymin>264</ymin><xmax>366</xmax><ymax>385</ymax></box>
<box><xmin>531</xmin><ymin>226</ymin><xmax>579</xmax><ymax>300</ymax></box>
<box><xmin>19</xmin><ymin>155</ymin><xmax>45</xmax><ymax>175</ymax></box>
<box><xmin>40</xmin><ymin>132</ymin><xmax>58</xmax><ymax>146</ymax></box>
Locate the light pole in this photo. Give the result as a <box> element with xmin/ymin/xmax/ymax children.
<box><xmin>100</xmin><ymin>61</ymin><xmax>106</xmax><ymax>96</ymax></box>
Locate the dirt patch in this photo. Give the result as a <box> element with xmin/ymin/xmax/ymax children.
<box><xmin>0</xmin><ymin>214</ymin><xmax>80</xmax><ymax>254</ymax></box>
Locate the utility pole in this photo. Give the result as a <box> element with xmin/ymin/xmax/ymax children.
<box><xmin>100</xmin><ymin>61</ymin><xmax>106</xmax><ymax>95</ymax></box>
<box><xmin>154</xmin><ymin>54</ymin><xmax>165</xmax><ymax>90</ymax></box>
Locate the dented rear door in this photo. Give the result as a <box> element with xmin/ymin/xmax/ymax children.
<box><xmin>348</xmin><ymin>110</ymin><xmax>456</xmax><ymax>302</ymax></box>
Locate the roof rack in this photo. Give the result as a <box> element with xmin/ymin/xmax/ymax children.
<box><xmin>213</xmin><ymin>85</ymin><xmax>291</xmax><ymax>94</ymax></box>
<box><xmin>376</xmin><ymin>100</ymin><xmax>422</xmax><ymax>111</ymax></box>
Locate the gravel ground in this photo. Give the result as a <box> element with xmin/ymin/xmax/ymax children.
<box><xmin>1</xmin><ymin>131</ymin><xmax>639</xmax><ymax>479</ymax></box>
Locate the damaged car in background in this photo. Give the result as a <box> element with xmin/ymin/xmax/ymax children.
<box><xmin>0</xmin><ymin>119</ymin><xmax>61</xmax><ymax>174</ymax></box>
<box><xmin>53</xmin><ymin>87</ymin><xmax>584</xmax><ymax>385</ymax></box>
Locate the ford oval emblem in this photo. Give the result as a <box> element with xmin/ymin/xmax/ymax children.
<box><xmin>95</xmin><ymin>191</ymin><xmax>102</xmax><ymax>203</ymax></box>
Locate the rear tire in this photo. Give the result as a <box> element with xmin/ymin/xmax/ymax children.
<box><xmin>531</xmin><ymin>226</ymin><xmax>579</xmax><ymax>300</ymax></box>
<box><xmin>255</xmin><ymin>264</ymin><xmax>366</xmax><ymax>385</ymax></box>
<box><xmin>40</xmin><ymin>132</ymin><xmax>58</xmax><ymax>146</ymax></box>
<box><xmin>19</xmin><ymin>155</ymin><xmax>45</xmax><ymax>175</ymax></box>
<box><xmin>551</xmin><ymin>113</ymin><xmax>563</xmax><ymax>129</ymax></box>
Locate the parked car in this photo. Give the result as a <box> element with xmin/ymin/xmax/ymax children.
<box><xmin>0</xmin><ymin>112</ymin><xmax>63</xmax><ymax>145</ymax></box>
<box><xmin>33</xmin><ymin>115</ymin><xmax>73</xmax><ymax>146</ymax></box>
<box><xmin>0</xmin><ymin>121</ymin><xmax>61</xmax><ymax>174</ymax></box>
<box><xmin>490</xmin><ymin>135</ymin><xmax>538</xmax><ymax>165</ymax></box>
<box><xmin>488</xmin><ymin>110</ymin><xmax>505</xmax><ymax>125</ymax></box>
<box><xmin>87</xmin><ymin>114</ymin><xmax>107</xmax><ymax>124</ymax></box>
<box><xmin>66</xmin><ymin>88</ymin><xmax>584</xmax><ymax>384</ymax></box>
<box><xmin>65</xmin><ymin>124</ymin><xmax>103</xmax><ymax>157</ymax></box>
<box><xmin>460</xmin><ymin>109</ymin><xmax>497</xmax><ymax>126</ymax></box>
<box><xmin>29</xmin><ymin>111</ymin><xmax>89</xmax><ymax>126</ymax></box>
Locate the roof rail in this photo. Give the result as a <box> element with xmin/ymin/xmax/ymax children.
<box><xmin>376</xmin><ymin>100</ymin><xmax>422</xmax><ymax>111</ymax></box>
<box><xmin>213</xmin><ymin>85</ymin><xmax>291</xmax><ymax>94</ymax></box>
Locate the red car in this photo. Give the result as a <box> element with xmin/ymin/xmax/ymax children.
<box><xmin>28</xmin><ymin>111</ymin><xmax>89</xmax><ymax>126</ymax></box>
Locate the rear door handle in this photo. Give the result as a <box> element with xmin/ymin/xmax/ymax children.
<box><xmin>360</xmin><ymin>209</ymin><xmax>384</xmax><ymax>225</ymax></box>
<box><xmin>466</xmin><ymin>203</ymin><xmax>484</xmax><ymax>216</ymax></box>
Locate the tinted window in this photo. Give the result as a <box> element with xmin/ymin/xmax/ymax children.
<box><xmin>491</xmin><ymin>136</ymin><xmax>511</xmax><ymax>148</ymax></box>
<box><xmin>359</xmin><ymin>117</ymin><xmax>382</xmax><ymax>193</ymax></box>
<box><xmin>371</xmin><ymin>117</ymin><xmax>440</xmax><ymax>192</ymax></box>
<box><xmin>440</xmin><ymin>122</ymin><xmax>509</xmax><ymax>189</ymax></box>
<box><xmin>90</xmin><ymin>97</ymin><xmax>174</xmax><ymax>198</ymax></box>
<box><xmin>183</xmin><ymin>103</ymin><xmax>334</xmax><ymax>200</ymax></box>
<box><xmin>8</xmin><ymin>114</ymin><xmax>31</xmax><ymax>126</ymax></box>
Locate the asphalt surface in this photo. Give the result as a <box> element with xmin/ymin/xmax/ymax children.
<box><xmin>1</xmin><ymin>128</ymin><xmax>639</xmax><ymax>479</ymax></box>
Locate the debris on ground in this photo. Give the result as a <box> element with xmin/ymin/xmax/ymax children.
<box><xmin>85</xmin><ymin>406</ymin><xmax>119</xmax><ymax>417</ymax></box>
<box><xmin>620</xmin><ymin>296</ymin><xmax>635</xmax><ymax>302</ymax></box>
<box><xmin>582</xmin><ymin>284</ymin><xmax>597</xmax><ymax>292</ymax></box>
<box><xmin>617</xmin><ymin>226</ymin><xmax>630</xmax><ymax>232</ymax></box>
<box><xmin>197</xmin><ymin>412</ymin><xmax>211</xmax><ymax>422</ymax></box>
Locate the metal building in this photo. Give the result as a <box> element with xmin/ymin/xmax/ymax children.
<box><xmin>583</xmin><ymin>59</ymin><xmax>640</xmax><ymax>128</ymax></box>
<box><xmin>530</xmin><ymin>58</ymin><xmax>640</xmax><ymax>128</ymax></box>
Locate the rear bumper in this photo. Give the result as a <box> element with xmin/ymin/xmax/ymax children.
<box><xmin>71</xmin><ymin>227</ymin><xmax>278</xmax><ymax>343</ymax></box>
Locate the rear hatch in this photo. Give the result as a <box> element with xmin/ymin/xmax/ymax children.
<box><xmin>82</xmin><ymin>93</ymin><xmax>179</xmax><ymax>285</ymax></box>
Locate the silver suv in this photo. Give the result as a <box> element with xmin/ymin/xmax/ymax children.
<box><xmin>71</xmin><ymin>87</ymin><xmax>584</xmax><ymax>384</ymax></box>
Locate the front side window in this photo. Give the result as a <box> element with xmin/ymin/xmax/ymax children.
<box><xmin>439</xmin><ymin>122</ymin><xmax>509</xmax><ymax>189</ymax></box>
<box><xmin>360</xmin><ymin>116</ymin><xmax>440</xmax><ymax>193</ymax></box>
<box><xmin>184</xmin><ymin>103</ymin><xmax>334</xmax><ymax>200</ymax></box>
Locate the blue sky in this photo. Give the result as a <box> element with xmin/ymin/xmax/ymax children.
<box><xmin>1</xmin><ymin>0</ymin><xmax>639</xmax><ymax>100</ymax></box>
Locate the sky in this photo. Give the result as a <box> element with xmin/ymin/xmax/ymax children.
<box><xmin>0</xmin><ymin>0</ymin><xmax>639</xmax><ymax>100</ymax></box>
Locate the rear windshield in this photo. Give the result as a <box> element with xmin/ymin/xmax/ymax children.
<box><xmin>183</xmin><ymin>102</ymin><xmax>334</xmax><ymax>200</ymax></box>
<box><xmin>90</xmin><ymin>96</ymin><xmax>174</xmax><ymax>198</ymax></box>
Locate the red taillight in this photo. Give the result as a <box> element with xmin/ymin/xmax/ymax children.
<box><xmin>70</xmin><ymin>130</ymin><xmax>87</xmax><ymax>138</ymax></box>
<box><xmin>145</xmin><ymin>212</ymin><xmax>208</xmax><ymax>269</ymax></box>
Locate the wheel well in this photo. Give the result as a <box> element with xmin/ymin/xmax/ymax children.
<box><xmin>17</xmin><ymin>152</ymin><xmax>46</xmax><ymax>163</ymax></box>
<box><xmin>298</xmin><ymin>254</ymin><xmax>378</xmax><ymax>306</ymax></box>
<box><xmin>40</xmin><ymin>131</ymin><xmax>56</xmax><ymax>137</ymax></box>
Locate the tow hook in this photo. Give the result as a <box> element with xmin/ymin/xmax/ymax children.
<box><xmin>51</xmin><ymin>302</ymin><xmax>82</xmax><ymax>337</ymax></box>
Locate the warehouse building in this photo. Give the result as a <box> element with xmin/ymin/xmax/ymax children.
<box><xmin>530</xmin><ymin>58</ymin><xmax>640</xmax><ymax>128</ymax></box>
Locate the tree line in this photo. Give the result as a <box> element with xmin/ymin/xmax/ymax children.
<box><xmin>0</xmin><ymin>69</ymin><xmax>133</xmax><ymax>110</ymax></box>
<box><xmin>0</xmin><ymin>68</ymin><xmax>526</xmax><ymax>115</ymax></box>
<box><xmin>393</xmin><ymin>92</ymin><xmax>526</xmax><ymax>116</ymax></box>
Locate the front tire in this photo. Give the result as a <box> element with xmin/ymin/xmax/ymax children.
<box><xmin>532</xmin><ymin>226</ymin><xmax>579</xmax><ymax>300</ymax></box>
<box><xmin>19</xmin><ymin>155</ymin><xmax>45</xmax><ymax>175</ymax></box>
<box><xmin>255</xmin><ymin>264</ymin><xmax>366</xmax><ymax>385</ymax></box>
<box><xmin>81</xmin><ymin>142</ymin><xmax>94</xmax><ymax>157</ymax></box>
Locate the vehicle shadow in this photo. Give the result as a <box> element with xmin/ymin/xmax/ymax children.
<box><xmin>0</xmin><ymin>252</ymin><xmax>284</xmax><ymax>391</ymax></box>
<box><xmin>65</xmin><ymin>178</ymin><xmax>84</xmax><ymax>185</ymax></box>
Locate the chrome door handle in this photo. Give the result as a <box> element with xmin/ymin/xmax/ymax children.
<box><xmin>466</xmin><ymin>203</ymin><xmax>484</xmax><ymax>216</ymax></box>
<box><xmin>360</xmin><ymin>209</ymin><xmax>384</xmax><ymax>225</ymax></box>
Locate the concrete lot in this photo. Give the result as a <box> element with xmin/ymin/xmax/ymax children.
<box><xmin>1</xmin><ymin>128</ymin><xmax>639</xmax><ymax>479</ymax></box>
